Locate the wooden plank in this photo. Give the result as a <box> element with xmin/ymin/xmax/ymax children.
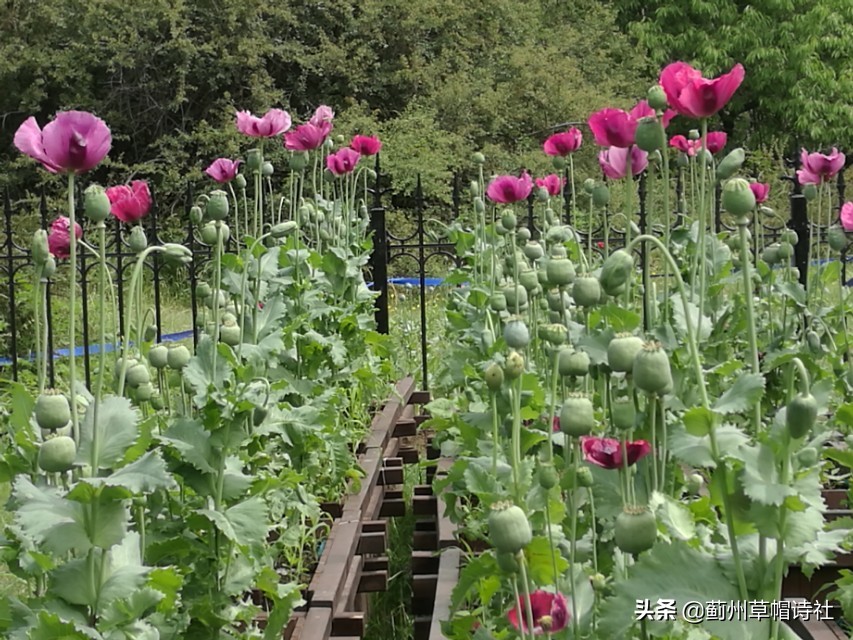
<box><xmin>357</xmin><ymin>523</ymin><xmax>387</xmax><ymax>555</ymax></box>
<box><xmin>331</xmin><ymin>612</ymin><xmax>365</xmax><ymax>638</ymax></box>
<box><xmin>364</xmin><ymin>377</ymin><xmax>415</xmax><ymax>450</ymax></box>
<box><xmin>410</xmin><ymin>390</ymin><xmax>431</xmax><ymax>405</ymax></box>
<box><xmin>411</xmin><ymin>550</ymin><xmax>440</xmax><ymax>575</ymax></box>
<box><xmin>309</xmin><ymin>519</ymin><xmax>361</xmax><ymax>607</ymax></box>
<box><xmin>428</xmin><ymin>548</ymin><xmax>461</xmax><ymax>640</ymax></box>
<box><xmin>379</xmin><ymin>493</ymin><xmax>406</xmax><ymax>518</ymax></box>
<box><xmin>293</xmin><ymin>607</ymin><xmax>332</xmax><ymax>640</ymax></box>
<box><xmin>341</xmin><ymin>447</ymin><xmax>383</xmax><ymax>514</ymax></box>
<box><xmin>357</xmin><ymin>569</ymin><xmax>388</xmax><ymax>593</ymax></box>
<box><xmin>399</xmin><ymin>447</ymin><xmax>419</xmax><ymax>464</ymax></box>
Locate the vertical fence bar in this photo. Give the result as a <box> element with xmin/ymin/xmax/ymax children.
<box><xmin>79</xmin><ymin>213</ymin><xmax>92</xmax><ymax>389</ymax></box>
<box><xmin>452</xmin><ymin>172</ymin><xmax>461</xmax><ymax>221</ymax></box>
<box><xmin>40</xmin><ymin>190</ymin><xmax>55</xmax><ymax>387</ymax></box>
<box><xmin>150</xmin><ymin>192</ymin><xmax>163</xmax><ymax>342</ymax></box>
<box><xmin>789</xmin><ymin>175</ymin><xmax>809</xmax><ymax>288</ymax></box>
<box><xmin>416</xmin><ymin>176</ymin><xmax>429</xmax><ymax>389</ymax></box>
<box><xmin>114</xmin><ymin>215</ymin><xmax>126</xmax><ymax>344</ymax></box>
<box><xmin>526</xmin><ymin>191</ymin><xmax>535</xmax><ymax>237</ymax></box>
<box><xmin>369</xmin><ymin>154</ymin><xmax>389</xmax><ymax>334</ymax></box>
<box><xmin>186</xmin><ymin>185</ymin><xmax>201</xmax><ymax>348</ymax></box>
<box><xmin>4</xmin><ymin>191</ymin><xmax>18</xmax><ymax>381</ymax></box>
<box><xmin>563</xmin><ymin>166</ymin><xmax>572</xmax><ymax>226</ymax></box>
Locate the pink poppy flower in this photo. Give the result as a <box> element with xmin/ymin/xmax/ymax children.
<box><xmin>507</xmin><ymin>590</ymin><xmax>570</xmax><ymax>635</ymax></box>
<box><xmin>47</xmin><ymin>216</ymin><xmax>82</xmax><ymax>259</ymax></box>
<box><xmin>841</xmin><ymin>202</ymin><xmax>853</xmax><ymax>232</ymax></box>
<box><xmin>536</xmin><ymin>174</ymin><xmax>565</xmax><ymax>197</ymax></box>
<box><xmin>326</xmin><ymin>148</ymin><xmax>361</xmax><ymax>176</ymax></box>
<box><xmin>581</xmin><ymin>436</ymin><xmax>651</xmax><ymax>469</ymax></box>
<box><xmin>629</xmin><ymin>100</ymin><xmax>677</xmax><ymax>128</ymax></box>
<box><xmin>543</xmin><ymin>128</ymin><xmax>583</xmax><ymax>156</ymax></box>
<box><xmin>704</xmin><ymin>131</ymin><xmax>727</xmax><ymax>155</ymax></box>
<box><xmin>309</xmin><ymin>105</ymin><xmax>335</xmax><ymax>127</ymax></box>
<box><xmin>284</xmin><ymin>122</ymin><xmax>330</xmax><ymax>151</ymax></box>
<box><xmin>14</xmin><ymin>110</ymin><xmax>111</xmax><ymax>174</ymax></box>
<box><xmin>350</xmin><ymin>135</ymin><xmax>382</xmax><ymax>156</ymax></box>
<box><xmin>659</xmin><ymin>61</ymin><xmax>745</xmax><ymax>119</ymax></box>
<box><xmin>106</xmin><ymin>180</ymin><xmax>151</xmax><ymax>224</ymax></box>
<box><xmin>235</xmin><ymin>108</ymin><xmax>291</xmax><ymax>137</ymax></box>
<box><xmin>670</xmin><ymin>135</ymin><xmax>700</xmax><ymax>157</ymax></box>
<box><xmin>796</xmin><ymin>148</ymin><xmax>846</xmax><ymax>186</ymax></box>
<box><xmin>588</xmin><ymin>108</ymin><xmax>636</xmax><ymax>148</ymax></box>
<box><xmin>750</xmin><ymin>182</ymin><xmax>770</xmax><ymax>204</ymax></box>
<box><xmin>204</xmin><ymin>158</ymin><xmax>241</xmax><ymax>183</ymax></box>
<box><xmin>486</xmin><ymin>173</ymin><xmax>534</xmax><ymax>204</ymax></box>
<box><xmin>598</xmin><ymin>146</ymin><xmax>648</xmax><ymax>180</ymax></box>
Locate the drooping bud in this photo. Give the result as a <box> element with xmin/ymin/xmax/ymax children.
<box><xmin>128</xmin><ymin>226</ymin><xmax>148</xmax><ymax>253</ymax></box>
<box><xmin>84</xmin><ymin>185</ymin><xmax>111</xmax><ymax>223</ymax></box>
<box><xmin>163</xmin><ymin>243</ymin><xmax>193</xmax><ymax>264</ymax></box>
<box><xmin>716</xmin><ymin>148</ymin><xmax>746</xmax><ymax>181</ymax></box>
<box><xmin>271</xmin><ymin>221</ymin><xmax>298</xmax><ymax>238</ymax></box>
<box><xmin>42</xmin><ymin>257</ymin><xmax>56</xmax><ymax>279</ymax></box>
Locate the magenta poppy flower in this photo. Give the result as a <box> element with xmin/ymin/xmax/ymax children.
<box><xmin>235</xmin><ymin>108</ymin><xmax>291</xmax><ymax>137</ymax></box>
<box><xmin>750</xmin><ymin>182</ymin><xmax>770</xmax><ymax>204</ymax></box>
<box><xmin>47</xmin><ymin>216</ymin><xmax>82</xmax><ymax>259</ymax></box>
<box><xmin>309</xmin><ymin>105</ymin><xmax>335</xmax><ymax>127</ymax></box>
<box><xmin>797</xmin><ymin>148</ymin><xmax>846</xmax><ymax>186</ymax></box>
<box><xmin>543</xmin><ymin>128</ymin><xmax>583</xmax><ymax>156</ymax></box>
<box><xmin>704</xmin><ymin>131</ymin><xmax>727</xmax><ymax>155</ymax></box>
<box><xmin>536</xmin><ymin>174</ymin><xmax>565</xmax><ymax>197</ymax></box>
<box><xmin>326</xmin><ymin>148</ymin><xmax>361</xmax><ymax>176</ymax></box>
<box><xmin>106</xmin><ymin>180</ymin><xmax>151</xmax><ymax>224</ymax></box>
<box><xmin>204</xmin><ymin>158</ymin><xmax>241</xmax><ymax>183</ymax></box>
<box><xmin>629</xmin><ymin>100</ymin><xmax>677</xmax><ymax>128</ymax></box>
<box><xmin>588</xmin><ymin>108</ymin><xmax>636</xmax><ymax>148</ymax></box>
<box><xmin>350</xmin><ymin>135</ymin><xmax>382</xmax><ymax>156</ymax></box>
<box><xmin>841</xmin><ymin>202</ymin><xmax>853</xmax><ymax>232</ymax></box>
<box><xmin>284</xmin><ymin>122</ymin><xmax>330</xmax><ymax>151</ymax></box>
<box><xmin>599</xmin><ymin>146</ymin><xmax>648</xmax><ymax>180</ymax></box>
<box><xmin>659</xmin><ymin>62</ymin><xmax>745</xmax><ymax>120</ymax></box>
<box><xmin>581</xmin><ymin>436</ymin><xmax>651</xmax><ymax>469</ymax></box>
<box><xmin>669</xmin><ymin>135</ymin><xmax>700</xmax><ymax>157</ymax></box>
<box><xmin>507</xmin><ymin>590</ymin><xmax>570</xmax><ymax>635</ymax></box>
<box><xmin>486</xmin><ymin>172</ymin><xmax>534</xmax><ymax>204</ymax></box>
<box><xmin>14</xmin><ymin>111</ymin><xmax>111</xmax><ymax>174</ymax></box>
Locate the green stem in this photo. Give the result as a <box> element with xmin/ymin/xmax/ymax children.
<box><xmin>67</xmin><ymin>173</ymin><xmax>80</xmax><ymax>444</ymax></box>
<box><xmin>491</xmin><ymin>392</ymin><xmax>500</xmax><ymax>475</ymax></box>
<box><xmin>568</xmin><ymin>439</ymin><xmax>580</xmax><ymax>638</ymax></box>
<box><xmin>738</xmin><ymin>219</ymin><xmax>763</xmax><ymax>435</ymax></box>
<box><xmin>696</xmin><ymin>120</ymin><xmax>709</xmax><ymax>339</ymax></box>
<box><xmin>511</xmin><ymin>576</ymin><xmax>529</xmax><ymax>640</ymax></box>
<box><xmin>518</xmin><ymin>554</ymin><xmax>537</xmax><ymax>640</ymax></box>
<box><xmin>33</xmin><ymin>266</ymin><xmax>44</xmax><ymax>394</ymax></box>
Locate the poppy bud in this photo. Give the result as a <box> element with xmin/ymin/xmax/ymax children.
<box><xmin>206</xmin><ymin>190</ymin><xmax>230</xmax><ymax>221</ymax></box>
<box><xmin>592</xmin><ymin>183</ymin><xmax>610</xmax><ymax>207</ymax></box>
<box><xmin>163</xmin><ymin>243</ymin><xmax>193</xmax><ymax>264</ymax></box>
<box><xmin>234</xmin><ymin>174</ymin><xmax>247</xmax><ymax>189</ymax></box>
<box><xmin>676</xmin><ymin>154</ymin><xmax>689</xmax><ymax>169</ymax></box>
<box><xmin>721</xmin><ymin>178</ymin><xmax>756</xmax><ymax>219</ymax></box>
<box><xmin>246</xmin><ymin>149</ymin><xmax>262</xmax><ymax>172</ymax></box>
<box><xmin>262</xmin><ymin>161</ymin><xmax>274</xmax><ymax>177</ymax></box>
<box><xmin>128</xmin><ymin>226</ymin><xmax>148</xmax><ymax>253</ymax></box>
<box><xmin>648</xmin><ymin>150</ymin><xmax>662</xmax><ymax>164</ymax></box>
<box><xmin>583</xmin><ymin>178</ymin><xmax>596</xmax><ymax>194</ymax></box>
<box><xmin>688</xmin><ymin>129</ymin><xmax>700</xmax><ymax>141</ymax></box>
<box><xmin>474</xmin><ymin>197</ymin><xmax>485</xmax><ymax>214</ymax></box>
<box><xmin>271</xmin><ymin>221</ymin><xmax>297</xmax><ymax>238</ymax></box>
<box><xmin>802</xmin><ymin>183</ymin><xmax>818</xmax><ymax>201</ymax></box>
<box><xmin>536</xmin><ymin>187</ymin><xmax>550</xmax><ymax>202</ymax></box>
<box><xmin>189</xmin><ymin>205</ymin><xmax>203</xmax><ymax>225</ymax></box>
<box><xmin>289</xmin><ymin>152</ymin><xmax>309</xmax><ymax>171</ymax></box>
<box><xmin>471</xmin><ymin>152</ymin><xmax>486</xmax><ymax>165</ymax></box>
<box><xmin>701</xmin><ymin>149</ymin><xmax>714</xmax><ymax>167</ymax></box>
<box><xmin>323</xmin><ymin>137</ymin><xmax>334</xmax><ymax>150</ymax></box>
<box><xmin>635</xmin><ymin>117</ymin><xmax>664</xmax><ymax>152</ymax></box>
<box><xmin>84</xmin><ymin>185</ymin><xmax>111</xmax><ymax>223</ymax></box>
<box><xmin>647</xmin><ymin>85</ymin><xmax>668</xmax><ymax>111</ymax></box>
<box><xmin>716</xmin><ymin>148</ymin><xmax>745</xmax><ymax>181</ymax></box>
<box><xmin>32</xmin><ymin>230</ymin><xmax>50</xmax><ymax>266</ymax></box>
<box><xmin>552</xmin><ymin>156</ymin><xmax>568</xmax><ymax>170</ymax></box>
<box><xmin>367</xmin><ymin>169</ymin><xmax>377</xmax><ymax>181</ymax></box>
<box><xmin>470</xmin><ymin>180</ymin><xmax>480</xmax><ymax>196</ymax></box>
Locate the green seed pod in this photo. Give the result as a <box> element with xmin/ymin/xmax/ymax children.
<box><xmin>599</xmin><ymin>250</ymin><xmax>635</xmax><ymax>296</ymax></box>
<box><xmin>647</xmin><ymin>85</ymin><xmax>668</xmax><ymax>111</ymax></box>
<box><xmin>84</xmin><ymin>185</ymin><xmax>111</xmax><ymax>223</ymax></box>
<box><xmin>128</xmin><ymin>226</ymin><xmax>148</xmax><ymax>253</ymax></box>
<box><xmin>490</xmin><ymin>292</ymin><xmax>507</xmax><ymax>312</ymax></box>
<box><xmin>126</xmin><ymin>363</ymin><xmax>151</xmax><ymax>387</ymax></box>
<box><xmin>777</xmin><ymin>242</ymin><xmax>794</xmax><ymax>259</ymax></box>
<box><xmin>501</xmin><ymin>210</ymin><xmax>517</xmax><ymax>231</ymax></box>
<box><xmin>504</xmin><ymin>319</ymin><xmax>530</xmax><ymax>349</ymax></box>
<box><xmin>721</xmin><ymin>178</ymin><xmax>756</xmax><ymax>218</ymax></box>
<box><xmin>32</xmin><ymin>230</ymin><xmax>50</xmax><ymax>266</ymax></box>
<box><xmin>591</xmin><ymin>183</ymin><xmax>610</xmax><ymax>207</ymax></box>
<box><xmin>576</xmin><ymin>466</ymin><xmax>594</xmax><ymax>487</ymax></box>
<box><xmin>495</xmin><ymin>551</ymin><xmax>520</xmax><ymax>575</ymax></box>
<box><xmin>537</xmin><ymin>463</ymin><xmax>559</xmax><ymax>489</ymax></box>
<box><xmin>189</xmin><ymin>205</ymin><xmax>204</xmax><ymax>225</ymax></box>
<box><xmin>780</xmin><ymin>229</ymin><xmax>798</xmax><ymax>246</ymax></box>
<box><xmin>523</xmin><ymin>241</ymin><xmax>544</xmax><ymax>261</ymax></box>
<box><xmin>615</xmin><ymin>506</ymin><xmax>657</xmax><ymax>555</ymax></box>
<box><xmin>546</xmin><ymin>258</ymin><xmax>576</xmax><ymax>286</ymax></box>
<box><xmin>559</xmin><ymin>392</ymin><xmax>595</xmax><ymax>436</ymax></box>
<box><xmin>38</xmin><ymin>435</ymin><xmax>77</xmax><ymax>473</ymax></box>
<box><xmin>676</xmin><ymin>154</ymin><xmax>689</xmax><ymax>168</ymax></box>
<box><xmin>219</xmin><ymin>320</ymin><xmax>241</xmax><ymax>346</ymax></box>
<box><xmin>632</xmin><ymin>341</ymin><xmax>673</xmax><ymax>395</ymax></box>
<box><xmin>518</xmin><ymin>269</ymin><xmax>539</xmax><ymax>292</ymax></box>
<box><xmin>134</xmin><ymin>382</ymin><xmax>154</xmax><ymax>402</ymax></box>
<box><xmin>634</xmin><ymin>117</ymin><xmax>664</xmax><ymax>153</ymax></box>
<box><xmin>167</xmin><ymin>344</ymin><xmax>191</xmax><ymax>369</ymax></box>
<box><xmin>802</xmin><ymin>183</ymin><xmax>818</xmax><ymax>201</ymax></box>
<box><xmin>246</xmin><ymin>149</ymin><xmax>262</xmax><ymax>171</ymax></box>
<box><xmin>796</xmin><ymin>447</ymin><xmax>819</xmax><ymax>468</ymax></box>
<box><xmin>786</xmin><ymin>392</ymin><xmax>818</xmax><ymax>439</ymax></box>
<box><xmin>485</xmin><ymin>362</ymin><xmax>504</xmax><ymax>392</ymax></box>
<box><xmin>34</xmin><ymin>390</ymin><xmax>71</xmax><ymax>431</ymax></box>
<box><xmin>288</xmin><ymin>151</ymin><xmax>310</xmax><ymax>171</ymax></box>
<box><xmin>762</xmin><ymin>244</ymin><xmax>781</xmax><ymax>265</ymax></box>
<box><xmin>607</xmin><ymin>333</ymin><xmax>645</xmax><ymax>373</ymax></box>
<box><xmin>547</xmin><ymin>288</ymin><xmax>568</xmax><ymax>312</ymax></box>
<box><xmin>503</xmin><ymin>285</ymin><xmax>528</xmax><ymax>313</ymax></box>
<box><xmin>504</xmin><ymin>351</ymin><xmax>525</xmax><ymax>379</ymax></box>
<box><xmin>541</xmin><ymin>323</ymin><xmax>568</xmax><ymax>345</ymax></box>
<box><xmin>611</xmin><ymin>397</ymin><xmax>637</xmax><ymax>431</ymax></box>
<box><xmin>572</xmin><ymin>276</ymin><xmax>601</xmax><ymax>307</ymax></box>
<box><xmin>262</xmin><ymin>161</ymin><xmax>274</xmax><ymax>177</ymax></box>
<box><xmin>471</xmin><ymin>152</ymin><xmax>486</xmax><ymax>165</ymax></box>
<box><xmin>205</xmin><ymin>190</ymin><xmax>230</xmax><ymax>221</ymax></box>
<box><xmin>148</xmin><ymin>392</ymin><xmax>165</xmax><ymax>411</ymax></box>
<box><xmin>516</xmin><ymin>227</ymin><xmax>531</xmax><ymax>242</ymax></box>
<box><xmin>552</xmin><ymin>156</ymin><xmax>568</xmax><ymax>171</ymax></box>
<box><xmin>488</xmin><ymin>502</ymin><xmax>532</xmax><ymax>554</ymax></box>
<box><xmin>558</xmin><ymin>348</ymin><xmax>590</xmax><ymax>377</ymax></box>
<box><xmin>716</xmin><ymin>148</ymin><xmax>745</xmax><ymax>181</ymax></box>
<box><xmin>828</xmin><ymin>225</ymin><xmax>849</xmax><ymax>251</ymax></box>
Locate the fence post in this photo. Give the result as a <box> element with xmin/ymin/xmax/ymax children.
<box><xmin>415</xmin><ymin>175</ymin><xmax>429</xmax><ymax>389</ymax></box>
<box><xmin>369</xmin><ymin>154</ymin><xmax>389</xmax><ymax>334</ymax></box>
<box><xmin>788</xmin><ymin>174</ymin><xmax>810</xmax><ymax>288</ymax></box>
<box><xmin>40</xmin><ymin>190</ymin><xmax>56</xmax><ymax>387</ymax></box>
<box><xmin>4</xmin><ymin>190</ymin><xmax>18</xmax><ymax>381</ymax></box>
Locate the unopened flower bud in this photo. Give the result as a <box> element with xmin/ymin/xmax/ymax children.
<box><xmin>270</xmin><ymin>221</ymin><xmax>297</xmax><ymax>238</ymax></box>
<box><xmin>234</xmin><ymin>174</ymin><xmax>247</xmax><ymax>189</ymax></box>
<box><xmin>163</xmin><ymin>243</ymin><xmax>193</xmax><ymax>264</ymax></box>
<box><xmin>43</xmin><ymin>257</ymin><xmax>57</xmax><ymax>279</ymax></box>
<box><xmin>128</xmin><ymin>226</ymin><xmax>148</xmax><ymax>253</ymax></box>
<box><xmin>189</xmin><ymin>205</ymin><xmax>203</xmax><ymax>225</ymax></box>
<box><xmin>32</xmin><ymin>230</ymin><xmax>50</xmax><ymax>266</ymax></box>
<box><xmin>647</xmin><ymin>85</ymin><xmax>668</xmax><ymax>111</ymax></box>
<box><xmin>366</xmin><ymin>169</ymin><xmax>377</xmax><ymax>181</ymax></box>
<box><xmin>802</xmin><ymin>183</ymin><xmax>818</xmax><ymax>201</ymax></box>
<box><xmin>84</xmin><ymin>185</ymin><xmax>111</xmax><ymax>223</ymax></box>
<box><xmin>552</xmin><ymin>156</ymin><xmax>568</xmax><ymax>171</ymax></box>
<box><xmin>583</xmin><ymin>178</ymin><xmax>596</xmax><ymax>194</ymax></box>
<box><xmin>474</xmin><ymin>197</ymin><xmax>485</xmax><ymax>214</ymax></box>
<box><xmin>470</xmin><ymin>180</ymin><xmax>480</xmax><ymax>196</ymax></box>
<box><xmin>323</xmin><ymin>137</ymin><xmax>334</xmax><ymax>150</ymax></box>
<box><xmin>688</xmin><ymin>129</ymin><xmax>700</xmax><ymax>141</ymax></box>
<box><xmin>471</xmin><ymin>152</ymin><xmax>486</xmax><ymax>165</ymax></box>
<box><xmin>716</xmin><ymin>148</ymin><xmax>745</xmax><ymax>181</ymax></box>
<box><xmin>676</xmin><ymin>153</ymin><xmax>689</xmax><ymax>169</ymax></box>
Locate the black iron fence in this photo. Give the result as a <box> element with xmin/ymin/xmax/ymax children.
<box><xmin>2</xmin><ymin>156</ymin><xmax>851</xmax><ymax>390</ymax></box>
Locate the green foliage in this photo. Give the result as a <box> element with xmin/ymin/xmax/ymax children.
<box><xmin>613</xmin><ymin>0</ymin><xmax>853</xmax><ymax>149</ymax></box>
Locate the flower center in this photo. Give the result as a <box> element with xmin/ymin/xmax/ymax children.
<box><xmin>538</xmin><ymin>615</ymin><xmax>553</xmax><ymax>632</ymax></box>
<box><xmin>68</xmin><ymin>131</ymin><xmax>88</xmax><ymax>170</ymax></box>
